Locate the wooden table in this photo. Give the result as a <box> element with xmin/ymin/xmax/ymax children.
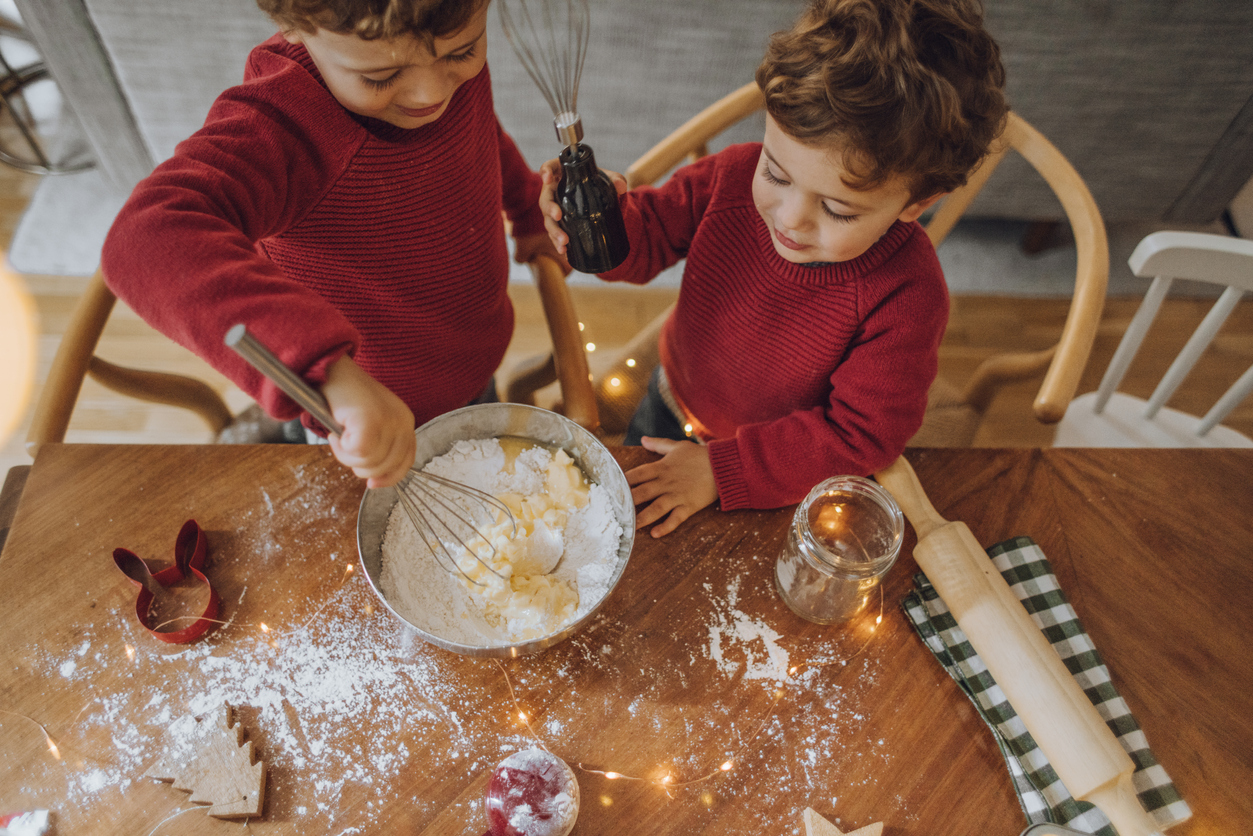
<box><xmin>1</xmin><ymin>445</ymin><xmax>1249</xmax><ymax>835</ymax></box>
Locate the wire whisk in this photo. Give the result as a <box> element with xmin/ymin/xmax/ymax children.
<box><xmin>224</xmin><ymin>324</ymin><xmax>516</xmax><ymax>587</ymax></box>
<box><xmin>500</xmin><ymin>0</ymin><xmax>590</xmax><ymax>147</ymax></box>
<box><xmin>498</xmin><ymin>0</ymin><xmax>629</xmax><ymax>273</ymax></box>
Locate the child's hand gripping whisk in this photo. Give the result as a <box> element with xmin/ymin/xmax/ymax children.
<box><xmin>225</xmin><ymin>325</ymin><xmax>517</xmax><ymax>586</ymax></box>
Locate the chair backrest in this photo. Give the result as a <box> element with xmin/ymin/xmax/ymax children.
<box><xmin>1086</xmin><ymin>231</ymin><xmax>1253</xmax><ymax>437</ymax></box>
<box><xmin>25</xmin><ymin>269</ymin><xmax>236</xmax><ymax>457</ymax></box>
<box><xmin>29</xmin><ymin>254</ymin><xmax>597</xmax><ymax>456</ymax></box>
<box><xmin>621</xmin><ymin>81</ymin><xmax>1108</xmax><ymax>425</ymax></box>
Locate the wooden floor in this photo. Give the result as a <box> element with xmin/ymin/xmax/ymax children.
<box><xmin>3</xmin><ymin>163</ymin><xmax>1252</xmax><ymax>479</ymax></box>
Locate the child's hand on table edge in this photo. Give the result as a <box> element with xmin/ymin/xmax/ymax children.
<box><xmin>538</xmin><ymin>159</ymin><xmax>628</xmax><ymax>257</ymax></box>
<box><xmin>626</xmin><ymin>437</ymin><xmax>719</xmax><ymax>537</ymax></box>
<box><xmin>321</xmin><ymin>355</ymin><xmax>416</xmax><ymax>489</ymax></box>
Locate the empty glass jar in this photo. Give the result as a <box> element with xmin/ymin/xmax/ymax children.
<box><xmin>774</xmin><ymin>476</ymin><xmax>904</xmax><ymax>624</ymax></box>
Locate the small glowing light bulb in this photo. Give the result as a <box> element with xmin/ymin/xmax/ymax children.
<box><xmin>346</xmin><ymin>563</ymin><xmax>355</xmax><ymax>574</ymax></box>
<box><xmin>876</xmin><ymin>614</ymin><xmax>883</xmax><ymax>624</ymax></box>
<box><xmin>259</xmin><ymin>623</ymin><xmax>270</xmax><ymax>633</ymax></box>
<box><xmin>518</xmin><ymin>711</ymin><xmax>527</xmax><ymax>722</ymax></box>
<box><xmin>683</xmin><ymin>423</ymin><xmax>693</xmax><ymax>435</ymax></box>
<box><xmin>585</xmin><ymin>342</ymin><xmax>596</xmax><ymax>352</ymax></box>
<box><xmin>626</xmin><ymin>358</ymin><xmax>636</xmax><ymax>367</ymax></box>
<box><xmin>604</xmin><ymin>772</ymin><xmax>621</xmax><ymax>780</ymax></box>
<box><xmin>609</xmin><ymin>377</ymin><xmax>621</xmax><ymax>387</ymax></box>
<box><xmin>578</xmin><ymin>322</ymin><xmax>585</xmax><ymax>331</ymax></box>
<box><xmin>719</xmin><ymin>760</ymin><xmax>733</xmax><ymax>771</ymax></box>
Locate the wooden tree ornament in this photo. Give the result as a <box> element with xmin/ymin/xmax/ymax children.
<box><xmin>144</xmin><ymin>703</ymin><xmax>266</xmax><ymax>818</ymax></box>
<box><xmin>803</xmin><ymin>807</ymin><xmax>883</xmax><ymax>836</ymax></box>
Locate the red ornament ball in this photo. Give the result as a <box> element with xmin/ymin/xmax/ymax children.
<box><xmin>484</xmin><ymin>748</ymin><xmax>580</xmax><ymax>836</ymax></box>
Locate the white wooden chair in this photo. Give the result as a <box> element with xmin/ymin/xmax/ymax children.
<box><xmin>1053</xmin><ymin>230</ymin><xmax>1253</xmax><ymax>447</ymax></box>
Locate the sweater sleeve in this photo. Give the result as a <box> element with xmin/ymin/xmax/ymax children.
<box><xmin>708</xmin><ymin>252</ymin><xmax>949</xmax><ymax>510</ymax></box>
<box><xmin>497</xmin><ymin>120</ymin><xmax>545</xmax><ymax>238</ymax></box>
<box><xmin>100</xmin><ymin>59</ymin><xmax>362</xmax><ymax>420</ymax></box>
<box><xmin>596</xmin><ymin>151</ymin><xmax>723</xmax><ymax>285</ymax></box>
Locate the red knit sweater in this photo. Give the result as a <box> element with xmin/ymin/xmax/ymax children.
<box><xmin>601</xmin><ymin>143</ymin><xmax>949</xmax><ymax>510</ymax></box>
<box><xmin>101</xmin><ymin>35</ymin><xmax>544</xmax><ymax>427</ymax></box>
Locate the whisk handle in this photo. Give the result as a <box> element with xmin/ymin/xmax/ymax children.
<box><xmin>224</xmin><ymin>324</ymin><xmax>345</xmax><ymax>436</ymax></box>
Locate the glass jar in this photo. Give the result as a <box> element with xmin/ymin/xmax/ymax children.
<box><xmin>774</xmin><ymin>476</ymin><xmax>904</xmax><ymax>624</ymax></box>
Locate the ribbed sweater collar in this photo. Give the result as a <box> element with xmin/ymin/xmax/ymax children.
<box><xmin>755</xmin><ymin>217</ymin><xmax>918</xmax><ymax>286</ymax></box>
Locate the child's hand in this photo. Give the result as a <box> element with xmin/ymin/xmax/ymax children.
<box><xmin>320</xmin><ymin>355</ymin><xmax>416</xmax><ymax>489</ymax></box>
<box><xmin>538</xmin><ymin>159</ymin><xmax>567</xmax><ymax>254</ymax></box>
<box><xmin>538</xmin><ymin>159</ymin><xmax>628</xmax><ymax>256</ymax></box>
<box><xmin>625</xmin><ymin>437</ymin><xmax>718</xmax><ymax>537</ymax></box>
<box><xmin>512</xmin><ymin>229</ymin><xmax>570</xmax><ymax>273</ymax></box>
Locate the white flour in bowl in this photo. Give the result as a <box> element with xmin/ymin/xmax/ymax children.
<box><xmin>379</xmin><ymin>438</ymin><xmax>623</xmax><ymax>645</ymax></box>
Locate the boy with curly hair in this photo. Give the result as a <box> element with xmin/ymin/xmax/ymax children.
<box><xmin>541</xmin><ymin>0</ymin><xmax>1008</xmax><ymax>535</ymax></box>
<box><xmin>102</xmin><ymin>0</ymin><xmax>554</xmax><ymax>487</ymax></box>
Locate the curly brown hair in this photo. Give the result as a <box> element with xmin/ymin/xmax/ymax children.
<box><xmin>756</xmin><ymin>0</ymin><xmax>1008</xmax><ymax>202</ymax></box>
<box><xmin>257</xmin><ymin>0</ymin><xmax>487</xmax><ymax>42</ymax></box>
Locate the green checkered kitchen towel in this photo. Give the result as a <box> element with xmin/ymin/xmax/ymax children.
<box><xmin>901</xmin><ymin>536</ymin><xmax>1191</xmax><ymax>834</ymax></box>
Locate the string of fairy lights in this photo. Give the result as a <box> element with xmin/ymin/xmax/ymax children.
<box><xmin>0</xmin><ymin>562</ymin><xmax>362</xmax><ymax>833</ymax></box>
<box><xmin>0</xmin><ymin>560</ymin><xmax>358</xmax><ymax>767</ymax></box>
<box><xmin>577</xmin><ymin>320</ymin><xmax>697</xmax><ymax>435</ymax></box>
<box><xmin>4</xmin><ymin>546</ymin><xmax>886</xmax><ymax>828</ymax></box>
<box><xmin>496</xmin><ymin>585</ymin><xmax>886</xmax><ymax>795</ymax></box>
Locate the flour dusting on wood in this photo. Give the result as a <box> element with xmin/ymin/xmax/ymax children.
<box><xmin>25</xmin><ymin>463</ymin><xmax>894</xmax><ymax>832</ymax></box>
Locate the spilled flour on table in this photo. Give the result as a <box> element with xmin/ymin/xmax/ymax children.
<box><xmin>24</xmin><ymin>459</ymin><xmax>895</xmax><ymax>833</ymax></box>
<box><xmin>36</xmin><ymin>586</ymin><xmax>538</xmax><ymax>829</ymax></box>
<box><xmin>706</xmin><ymin>575</ymin><xmax>791</xmax><ymax>682</ymax></box>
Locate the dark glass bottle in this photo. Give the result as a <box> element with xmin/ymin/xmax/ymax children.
<box><xmin>556</xmin><ymin>142</ymin><xmax>630</xmax><ymax>273</ymax></box>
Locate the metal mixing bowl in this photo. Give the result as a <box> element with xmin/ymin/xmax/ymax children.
<box><xmin>357</xmin><ymin>403</ymin><xmax>635</xmax><ymax>657</ymax></box>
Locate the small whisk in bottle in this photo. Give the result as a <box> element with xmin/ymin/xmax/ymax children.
<box><xmin>499</xmin><ymin>0</ymin><xmax>630</xmax><ymax>273</ymax></box>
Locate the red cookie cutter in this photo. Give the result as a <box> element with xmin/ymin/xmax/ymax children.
<box><xmin>113</xmin><ymin>520</ymin><xmax>221</xmax><ymax>643</ymax></box>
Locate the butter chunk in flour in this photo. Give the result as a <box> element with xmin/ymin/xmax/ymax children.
<box><xmin>380</xmin><ymin>438</ymin><xmax>622</xmax><ymax>645</ymax></box>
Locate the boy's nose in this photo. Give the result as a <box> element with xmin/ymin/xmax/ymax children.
<box><xmin>775</xmin><ymin>194</ymin><xmax>811</xmax><ymax>233</ymax></box>
<box><xmin>401</xmin><ymin>71</ymin><xmax>457</xmax><ymax>108</ymax></box>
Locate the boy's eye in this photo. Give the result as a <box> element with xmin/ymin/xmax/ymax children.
<box><xmin>445</xmin><ymin>45</ymin><xmax>478</xmax><ymax>64</ymax></box>
<box><xmin>362</xmin><ymin>72</ymin><xmax>400</xmax><ymax>90</ymax></box>
<box><xmin>822</xmin><ymin>203</ymin><xmax>858</xmax><ymax>224</ymax></box>
<box><xmin>761</xmin><ymin>161</ymin><xmax>787</xmax><ymax>186</ymax></box>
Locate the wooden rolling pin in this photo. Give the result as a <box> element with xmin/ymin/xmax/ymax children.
<box><xmin>874</xmin><ymin>457</ymin><xmax>1162</xmax><ymax>836</ymax></box>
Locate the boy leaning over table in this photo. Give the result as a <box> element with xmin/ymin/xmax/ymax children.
<box><xmin>101</xmin><ymin>0</ymin><xmax>559</xmax><ymax>489</ymax></box>
<box><xmin>540</xmin><ymin>0</ymin><xmax>1009</xmax><ymax>536</ymax></box>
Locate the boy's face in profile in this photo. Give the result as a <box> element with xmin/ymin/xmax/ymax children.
<box><xmin>284</xmin><ymin>6</ymin><xmax>489</xmax><ymax>129</ymax></box>
<box><xmin>753</xmin><ymin>116</ymin><xmax>942</xmax><ymax>264</ymax></box>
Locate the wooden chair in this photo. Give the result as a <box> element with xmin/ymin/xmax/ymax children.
<box><xmin>1052</xmin><ymin>230</ymin><xmax>1253</xmax><ymax>447</ymax></box>
<box><xmin>507</xmin><ymin>81</ymin><xmax>1109</xmax><ymax>445</ymax></box>
<box><xmin>25</xmin><ymin>248</ymin><xmax>598</xmax><ymax>456</ymax></box>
